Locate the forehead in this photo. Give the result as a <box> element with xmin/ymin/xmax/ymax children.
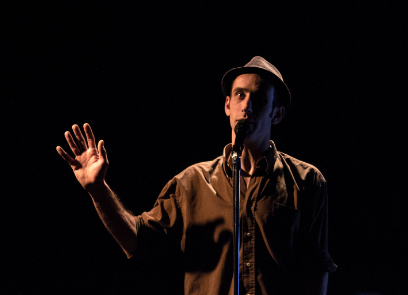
<box><xmin>231</xmin><ymin>73</ymin><xmax>274</xmax><ymax>92</ymax></box>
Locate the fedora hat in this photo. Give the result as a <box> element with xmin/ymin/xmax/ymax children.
<box><xmin>221</xmin><ymin>56</ymin><xmax>291</xmax><ymax>109</ymax></box>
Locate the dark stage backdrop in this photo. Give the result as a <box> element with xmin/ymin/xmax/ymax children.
<box><xmin>1</xmin><ymin>1</ymin><xmax>407</xmax><ymax>294</ymax></box>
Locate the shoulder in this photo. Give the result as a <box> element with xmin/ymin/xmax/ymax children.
<box><xmin>279</xmin><ymin>152</ymin><xmax>326</xmax><ymax>189</ymax></box>
<box><xmin>158</xmin><ymin>156</ymin><xmax>225</xmax><ymax>196</ymax></box>
<box><xmin>172</xmin><ymin>156</ymin><xmax>225</xmax><ymax>187</ymax></box>
<box><xmin>185</xmin><ymin>156</ymin><xmax>224</xmax><ymax>173</ymax></box>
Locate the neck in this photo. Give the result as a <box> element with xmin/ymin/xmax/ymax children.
<box><xmin>239</xmin><ymin>139</ymin><xmax>270</xmax><ymax>175</ymax></box>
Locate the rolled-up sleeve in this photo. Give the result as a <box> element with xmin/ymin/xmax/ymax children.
<box><xmin>132</xmin><ymin>178</ymin><xmax>183</xmax><ymax>260</ymax></box>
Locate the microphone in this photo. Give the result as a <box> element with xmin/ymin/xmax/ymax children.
<box><xmin>232</xmin><ymin>119</ymin><xmax>249</xmax><ymax>155</ymax></box>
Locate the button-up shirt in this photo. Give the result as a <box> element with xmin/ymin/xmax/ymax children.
<box><xmin>133</xmin><ymin>142</ymin><xmax>336</xmax><ymax>294</ymax></box>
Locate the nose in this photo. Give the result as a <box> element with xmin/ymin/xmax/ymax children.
<box><xmin>243</xmin><ymin>98</ymin><xmax>252</xmax><ymax>115</ymax></box>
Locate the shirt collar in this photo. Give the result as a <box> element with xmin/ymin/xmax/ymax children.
<box><xmin>222</xmin><ymin>141</ymin><xmax>300</xmax><ymax>191</ymax></box>
<box><xmin>222</xmin><ymin>141</ymin><xmax>278</xmax><ymax>176</ymax></box>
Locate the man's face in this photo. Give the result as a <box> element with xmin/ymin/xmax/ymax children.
<box><xmin>225</xmin><ymin>73</ymin><xmax>283</xmax><ymax>147</ymax></box>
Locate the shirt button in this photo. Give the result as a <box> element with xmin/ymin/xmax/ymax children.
<box><xmin>246</xmin><ymin>262</ymin><xmax>251</xmax><ymax>267</ymax></box>
<box><xmin>246</xmin><ymin>232</ymin><xmax>252</xmax><ymax>238</ymax></box>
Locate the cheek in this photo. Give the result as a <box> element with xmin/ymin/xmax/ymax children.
<box><xmin>259</xmin><ymin>110</ymin><xmax>273</xmax><ymax>124</ymax></box>
<box><xmin>232</xmin><ymin>101</ymin><xmax>243</xmax><ymax>112</ymax></box>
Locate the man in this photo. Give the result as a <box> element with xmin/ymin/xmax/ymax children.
<box><xmin>56</xmin><ymin>56</ymin><xmax>336</xmax><ymax>294</ymax></box>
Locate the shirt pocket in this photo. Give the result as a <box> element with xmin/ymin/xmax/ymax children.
<box><xmin>262</xmin><ymin>203</ymin><xmax>300</xmax><ymax>268</ymax></box>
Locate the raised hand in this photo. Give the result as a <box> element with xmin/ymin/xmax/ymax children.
<box><xmin>56</xmin><ymin>123</ymin><xmax>108</xmax><ymax>192</ymax></box>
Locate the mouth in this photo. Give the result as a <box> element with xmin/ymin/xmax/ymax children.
<box><xmin>235</xmin><ymin>119</ymin><xmax>256</xmax><ymax>136</ymax></box>
<box><xmin>236</xmin><ymin>119</ymin><xmax>256</xmax><ymax>125</ymax></box>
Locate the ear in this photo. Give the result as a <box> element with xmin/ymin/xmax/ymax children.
<box><xmin>271</xmin><ymin>106</ymin><xmax>285</xmax><ymax>125</ymax></box>
<box><xmin>225</xmin><ymin>96</ymin><xmax>231</xmax><ymax>116</ymax></box>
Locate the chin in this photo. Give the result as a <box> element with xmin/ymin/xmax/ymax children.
<box><xmin>244</xmin><ymin>131</ymin><xmax>257</xmax><ymax>143</ymax></box>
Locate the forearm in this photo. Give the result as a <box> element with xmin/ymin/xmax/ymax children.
<box><xmin>88</xmin><ymin>182</ymin><xmax>138</xmax><ymax>258</ymax></box>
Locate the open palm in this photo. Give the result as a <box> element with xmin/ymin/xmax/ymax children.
<box><xmin>56</xmin><ymin>123</ymin><xmax>108</xmax><ymax>191</ymax></box>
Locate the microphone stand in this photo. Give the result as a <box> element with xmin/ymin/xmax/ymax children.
<box><xmin>232</xmin><ymin>142</ymin><xmax>243</xmax><ymax>295</ymax></box>
<box><xmin>231</xmin><ymin>119</ymin><xmax>248</xmax><ymax>295</ymax></box>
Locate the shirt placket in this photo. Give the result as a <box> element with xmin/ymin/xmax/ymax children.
<box><xmin>241</xmin><ymin>177</ymin><xmax>256</xmax><ymax>295</ymax></box>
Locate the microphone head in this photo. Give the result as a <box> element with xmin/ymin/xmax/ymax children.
<box><xmin>232</xmin><ymin>119</ymin><xmax>249</xmax><ymax>155</ymax></box>
<box><xmin>234</xmin><ymin>119</ymin><xmax>250</xmax><ymax>136</ymax></box>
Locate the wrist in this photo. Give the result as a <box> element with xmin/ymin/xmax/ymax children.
<box><xmin>86</xmin><ymin>181</ymin><xmax>110</xmax><ymax>199</ymax></box>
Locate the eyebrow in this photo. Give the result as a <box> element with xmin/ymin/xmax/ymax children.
<box><xmin>232</xmin><ymin>87</ymin><xmax>249</xmax><ymax>93</ymax></box>
<box><xmin>232</xmin><ymin>87</ymin><xmax>267</xmax><ymax>96</ymax></box>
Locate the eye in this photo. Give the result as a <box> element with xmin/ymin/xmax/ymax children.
<box><xmin>253</xmin><ymin>94</ymin><xmax>268</xmax><ymax>107</ymax></box>
<box><xmin>259</xmin><ymin>97</ymin><xmax>267</xmax><ymax>106</ymax></box>
<box><xmin>236</xmin><ymin>91</ymin><xmax>245</xmax><ymax>99</ymax></box>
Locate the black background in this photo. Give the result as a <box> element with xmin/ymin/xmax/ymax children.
<box><xmin>1</xmin><ymin>1</ymin><xmax>407</xmax><ymax>294</ymax></box>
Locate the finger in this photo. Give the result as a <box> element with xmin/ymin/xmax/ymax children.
<box><xmin>72</xmin><ymin>124</ymin><xmax>88</xmax><ymax>151</ymax></box>
<box><xmin>56</xmin><ymin>146</ymin><xmax>78</xmax><ymax>167</ymax></box>
<box><xmin>84</xmin><ymin>123</ymin><xmax>97</xmax><ymax>149</ymax></box>
<box><xmin>98</xmin><ymin>140</ymin><xmax>108</xmax><ymax>163</ymax></box>
<box><xmin>65</xmin><ymin>131</ymin><xmax>81</xmax><ymax>155</ymax></box>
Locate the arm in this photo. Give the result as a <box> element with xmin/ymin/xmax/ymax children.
<box><xmin>299</xmin><ymin>175</ymin><xmax>335</xmax><ymax>294</ymax></box>
<box><xmin>56</xmin><ymin>123</ymin><xmax>137</xmax><ymax>257</ymax></box>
